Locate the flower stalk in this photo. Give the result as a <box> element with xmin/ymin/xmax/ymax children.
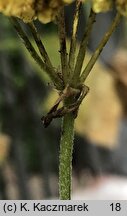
<box><xmin>28</xmin><ymin>22</ymin><xmax>54</xmax><ymax>70</ymax></box>
<box><xmin>57</xmin><ymin>8</ymin><xmax>68</xmax><ymax>84</ymax></box>
<box><xmin>80</xmin><ymin>12</ymin><xmax>121</xmax><ymax>83</ymax></box>
<box><xmin>72</xmin><ymin>9</ymin><xmax>96</xmax><ymax>86</ymax></box>
<box><xmin>69</xmin><ymin>0</ymin><xmax>82</xmax><ymax>74</ymax></box>
<box><xmin>6</xmin><ymin>1</ymin><xmax>122</xmax><ymax>200</ymax></box>
<box><xmin>11</xmin><ymin>17</ymin><xmax>63</xmax><ymax>90</ymax></box>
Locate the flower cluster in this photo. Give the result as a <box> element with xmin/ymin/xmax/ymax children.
<box><xmin>116</xmin><ymin>0</ymin><xmax>127</xmax><ymax>17</ymax></box>
<box><xmin>0</xmin><ymin>0</ymin><xmax>127</xmax><ymax>23</ymax></box>
<box><xmin>0</xmin><ymin>0</ymin><xmax>35</xmax><ymax>22</ymax></box>
<box><xmin>0</xmin><ymin>0</ymin><xmax>73</xmax><ymax>23</ymax></box>
<box><xmin>36</xmin><ymin>0</ymin><xmax>73</xmax><ymax>23</ymax></box>
<box><xmin>92</xmin><ymin>0</ymin><xmax>113</xmax><ymax>13</ymax></box>
<box><xmin>92</xmin><ymin>0</ymin><xmax>127</xmax><ymax>17</ymax></box>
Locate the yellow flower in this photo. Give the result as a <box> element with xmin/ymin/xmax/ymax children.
<box><xmin>92</xmin><ymin>0</ymin><xmax>113</xmax><ymax>13</ymax></box>
<box><xmin>36</xmin><ymin>0</ymin><xmax>74</xmax><ymax>24</ymax></box>
<box><xmin>0</xmin><ymin>0</ymin><xmax>35</xmax><ymax>22</ymax></box>
<box><xmin>116</xmin><ymin>0</ymin><xmax>127</xmax><ymax>17</ymax></box>
<box><xmin>0</xmin><ymin>0</ymin><xmax>74</xmax><ymax>23</ymax></box>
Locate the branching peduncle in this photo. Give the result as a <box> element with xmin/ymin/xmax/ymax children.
<box><xmin>69</xmin><ymin>0</ymin><xmax>82</xmax><ymax>75</ymax></box>
<box><xmin>10</xmin><ymin>6</ymin><xmax>121</xmax><ymax>201</ymax></box>
<box><xmin>27</xmin><ymin>22</ymin><xmax>54</xmax><ymax>71</ymax></box>
<box><xmin>11</xmin><ymin>17</ymin><xmax>63</xmax><ymax>90</ymax></box>
<box><xmin>57</xmin><ymin>8</ymin><xmax>68</xmax><ymax>85</ymax></box>
<box><xmin>80</xmin><ymin>12</ymin><xmax>121</xmax><ymax>83</ymax></box>
<box><xmin>72</xmin><ymin>9</ymin><xmax>96</xmax><ymax>86</ymax></box>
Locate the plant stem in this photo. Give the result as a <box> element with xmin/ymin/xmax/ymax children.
<box><xmin>72</xmin><ymin>9</ymin><xmax>96</xmax><ymax>86</ymax></box>
<box><xmin>11</xmin><ymin>17</ymin><xmax>63</xmax><ymax>90</ymax></box>
<box><xmin>28</xmin><ymin>22</ymin><xmax>54</xmax><ymax>70</ymax></box>
<box><xmin>80</xmin><ymin>12</ymin><xmax>121</xmax><ymax>83</ymax></box>
<box><xmin>57</xmin><ymin>8</ymin><xmax>68</xmax><ymax>84</ymax></box>
<box><xmin>69</xmin><ymin>0</ymin><xmax>82</xmax><ymax>73</ymax></box>
<box><xmin>59</xmin><ymin>111</ymin><xmax>75</xmax><ymax>200</ymax></box>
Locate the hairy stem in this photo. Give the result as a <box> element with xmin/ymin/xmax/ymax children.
<box><xmin>69</xmin><ymin>0</ymin><xmax>82</xmax><ymax>74</ymax></box>
<box><xmin>72</xmin><ymin>9</ymin><xmax>96</xmax><ymax>86</ymax></box>
<box><xmin>28</xmin><ymin>22</ymin><xmax>54</xmax><ymax>70</ymax></box>
<box><xmin>80</xmin><ymin>12</ymin><xmax>121</xmax><ymax>83</ymax></box>
<box><xmin>59</xmin><ymin>111</ymin><xmax>75</xmax><ymax>200</ymax></box>
<box><xmin>57</xmin><ymin>8</ymin><xmax>68</xmax><ymax>84</ymax></box>
<box><xmin>11</xmin><ymin>17</ymin><xmax>63</xmax><ymax>90</ymax></box>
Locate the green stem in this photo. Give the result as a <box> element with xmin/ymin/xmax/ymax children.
<box><xmin>80</xmin><ymin>12</ymin><xmax>121</xmax><ymax>83</ymax></box>
<box><xmin>72</xmin><ymin>9</ymin><xmax>96</xmax><ymax>86</ymax></box>
<box><xmin>57</xmin><ymin>8</ymin><xmax>68</xmax><ymax>84</ymax></box>
<box><xmin>59</xmin><ymin>112</ymin><xmax>75</xmax><ymax>200</ymax></box>
<box><xmin>28</xmin><ymin>22</ymin><xmax>54</xmax><ymax>70</ymax></box>
<box><xmin>69</xmin><ymin>0</ymin><xmax>82</xmax><ymax>73</ymax></box>
<box><xmin>11</xmin><ymin>17</ymin><xmax>63</xmax><ymax>90</ymax></box>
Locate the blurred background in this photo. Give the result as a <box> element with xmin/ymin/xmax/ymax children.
<box><xmin>1</xmin><ymin>2</ymin><xmax>127</xmax><ymax>200</ymax></box>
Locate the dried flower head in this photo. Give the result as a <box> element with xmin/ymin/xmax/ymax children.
<box><xmin>116</xmin><ymin>0</ymin><xmax>127</xmax><ymax>17</ymax></box>
<box><xmin>91</xmin><ymin>0</ymin><xmax>127</xmax><ymax>17</ymax></box>
<box><xmin>0</xmin><ymin>0</ymin><xmax>35</xmax><ymax>22</ymax></box>
<box><xmin>0</xmin><ymin>0</ymin><xmax>127</xmax><ymax>23</ymax></box>
<box><xmin>36</xmin><ymin>0</ymin><xmax>73</xmax><ymax>24</ymax></box>
<box><xmin>92</xmin><ymin>0</ymin><xmax>113</xmax><ymax>13</ymax></box>
<box><xmin>0</xmin><ymin>0</ymin><xmax>73</xmax><ymax>23</ymax></box>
